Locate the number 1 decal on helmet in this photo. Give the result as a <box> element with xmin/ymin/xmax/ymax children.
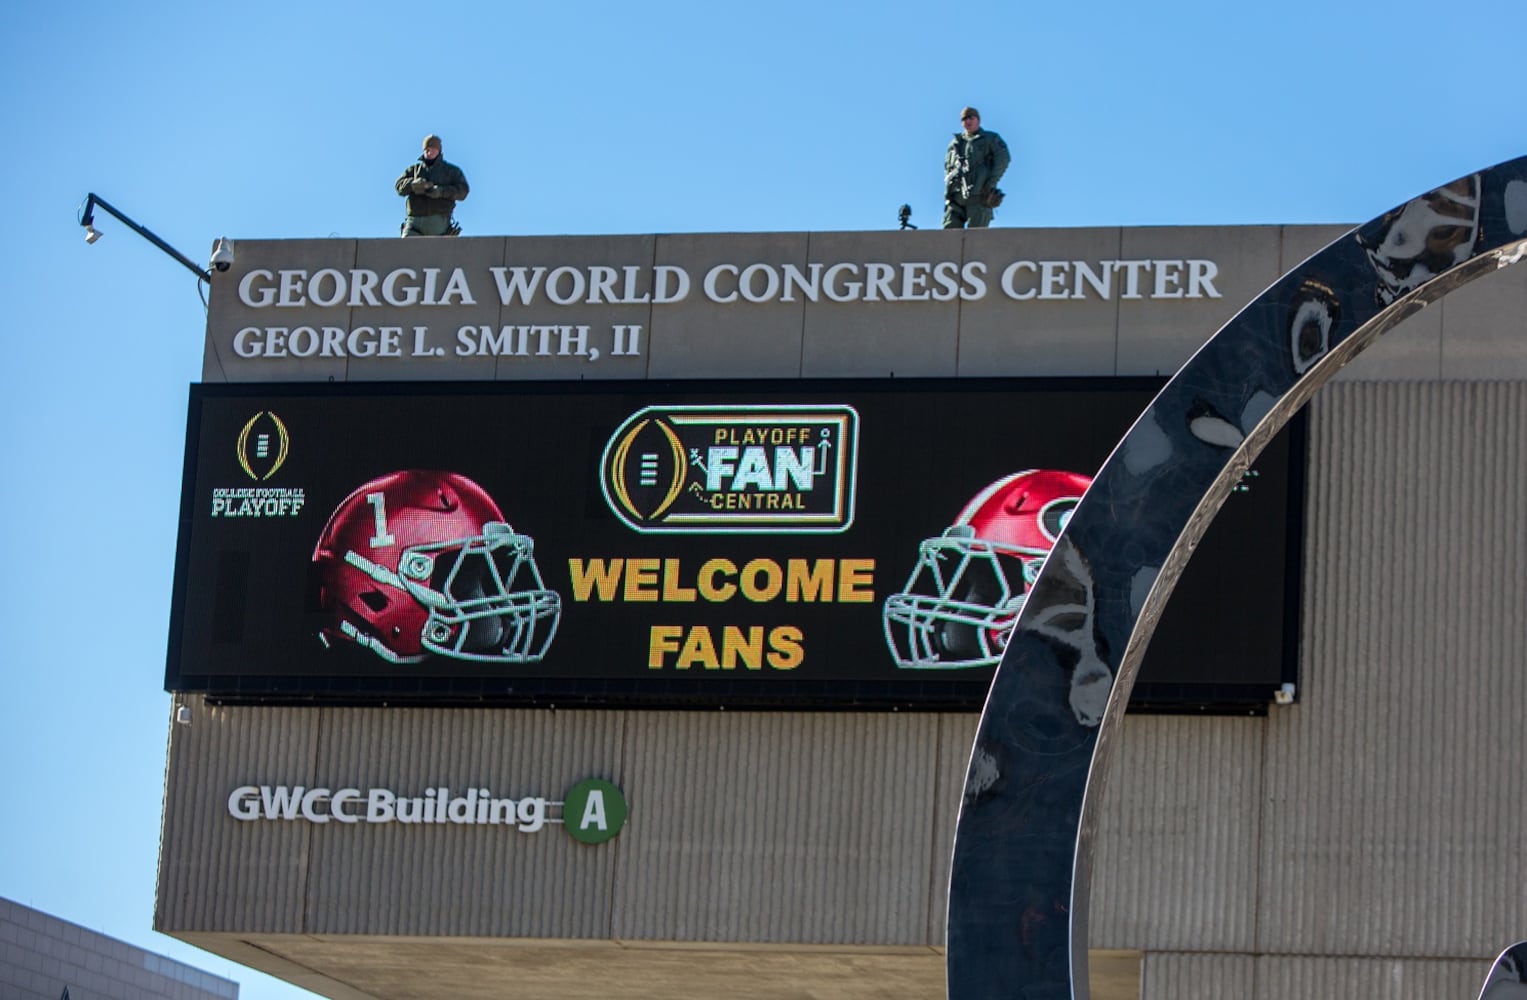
<box><xmin>312</xmin><ymin>470</ymin><xmax>562</xmax><ymax>664</ymax></box>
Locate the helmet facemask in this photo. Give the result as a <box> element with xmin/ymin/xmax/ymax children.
<box><xmin>883</xmin><ymin>525</ymin><xmax>1044</xmax><ymax>669</ymax></box>
<box><xmin>340</xmin><ymin>521</ymin><xmax>560</xmax><ymax>664</ymax></box>
<box><xmin>397</xmin><ymin>522</ymin><xmax>561</xmax><ymax>663</ymax></box>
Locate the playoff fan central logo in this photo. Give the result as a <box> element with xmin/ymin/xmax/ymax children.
<box><xmin>601</xmin><ymin>404</ymin><xmax>859</xmax><ymax>534</ymax></box>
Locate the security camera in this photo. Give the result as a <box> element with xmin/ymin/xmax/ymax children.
<box><xmin>209</xmin><ymin>237</ymin><xmax>235</xmax><ymax>272</ymax></box>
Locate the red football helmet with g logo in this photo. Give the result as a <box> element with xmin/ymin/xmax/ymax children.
<box><xmin>313</xmin><ymin>470</ymin><xmax>561</xmax><ymax>664</ymax></box>
<box><xmin>883</xmin><ymin>469</ymin><xmax>1092</xmax><ymax>669</ymax></box>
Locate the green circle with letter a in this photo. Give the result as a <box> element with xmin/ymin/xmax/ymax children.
<box><xmin>563</xmin><ymin>778</ymin><xmax>628</xmax><ymax>844</ymax></box>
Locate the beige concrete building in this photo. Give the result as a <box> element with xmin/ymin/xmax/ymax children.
<box><xmin>157</xmin><ymin>223</ymin><xmax>1527</xmax><ymax>999</ymax></box>
<box><xmin>2</xmin><ymin>897</ymin><xmax>237</xmax><ymax>1000</ymax></box>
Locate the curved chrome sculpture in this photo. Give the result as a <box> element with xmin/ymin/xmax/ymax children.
<box><xmin>946</xmin><ymin>156</ymin><xmax>1527</xmax><ymax>1000</ymax></box>
<box><xmin>1479</xmin><ymin>942</ymin><xmax>1527</xmax><ymax>1000</ymax></box>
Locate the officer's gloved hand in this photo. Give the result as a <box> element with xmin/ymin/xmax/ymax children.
<box><xmin>410</xmin><ymin>177</ymin><xmax>431</xmax><ymax>194</ymax></box>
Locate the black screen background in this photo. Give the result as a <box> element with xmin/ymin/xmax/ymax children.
<box><xmin>166</xmin><ymin>378</ymin><xmax>1304</xmax><ymax>712</ymax></box>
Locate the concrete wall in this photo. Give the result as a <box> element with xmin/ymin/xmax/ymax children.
<box><xmin>158</xmin><ymin>225</ymin><xmax>1527</xmax><ymax>999</ymax></box>
<box><xmin>2</xmin><ymin>897</ymin><xmax>236</xmax><ymax>1000</ymax></box>
<box><xmin>199</xmin><ymin>225</ymin><xmax>1341</xmax><ymax>383</ymax></box>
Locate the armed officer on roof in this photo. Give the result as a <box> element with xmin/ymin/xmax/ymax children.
<box><xmin>944</xmin><ymin>106</ymin><xmax>1010</xmax><ymax>229</ymax></box>
<box><xmin>396</xmin><ymin>134</ymin><xmax>469</xmax><ymax>237</ymax></box>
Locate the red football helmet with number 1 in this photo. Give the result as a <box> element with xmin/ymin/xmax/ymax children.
<box><xmin>313</xmin><ymin>470</ymin><xmax>561</xmax><ymax>664</ymax></box>
<box><xmin>883</xmin><ymin>469</ymin><xmax>1092</xmax><ymax>669</ymax></box>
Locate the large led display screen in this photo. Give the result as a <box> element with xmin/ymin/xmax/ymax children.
<box><xmin>166</xmin><ymin>379</ymin><xmax>1303</xmax><ymax>710</ymax></box>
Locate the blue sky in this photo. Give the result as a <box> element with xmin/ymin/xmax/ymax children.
<box><xmin>1</xmin><ymin>2</ymin><xmax>1522</xmax><ymax>997</ymax></box>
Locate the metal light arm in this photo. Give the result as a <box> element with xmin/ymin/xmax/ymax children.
<box><xmin>79</xmin><ymin>192</ymin><xmax>211</xmax><ymax>283</ymax></box>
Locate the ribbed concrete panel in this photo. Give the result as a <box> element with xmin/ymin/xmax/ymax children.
<box><xmin>1250</xmin><ymin>955</ymin><xmax>1484</xmax><ymax>1000</ymax></box>
<box><xmin>155</xmin><ymin>697</ymin><xmax>319</xmax><ymax>933</ymax></box>
<box><xmin>1090</xmin><ymin>715</ymin><xmax>1263</xmax><ymax>951</ymax></box>
<box><xmin>927</xmin><ymin>713</ymin><xmax>979</xmax><ymax>942</ymax></box>
<box><xmin>302</xmin><ymin>708</ymin><xmax>627</xmax><ymax>938</ymax></box>
<box><xmin>612</xmin><ymin>712</ymin><xmax>942</xmax><ymax>944</ymax></box>
<box><xmin>1261</xmin><ymin>382</ymin><xmax>1527</xmax><ymax>957</ymax></box>
<box><xmin>927</xmin><ymin>715</ymin><xmax>1264</xmax><ymax>953</ymax></box>
<box><xmin>1141</xmin><ymin>951</ymin><xmax>1253</xmax><ymax>1000</ymax></box>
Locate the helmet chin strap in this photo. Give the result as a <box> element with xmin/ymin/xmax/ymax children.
<box><xmin>337</xmin><ymin>620</ymin><xmax>425</xmax><ymax>664</ymax></box>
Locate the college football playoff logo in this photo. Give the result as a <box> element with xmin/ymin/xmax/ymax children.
<box><xmin>236</xmin><ymin>411</ymin><xmax>290</xmax><ymax>481</ymax></box>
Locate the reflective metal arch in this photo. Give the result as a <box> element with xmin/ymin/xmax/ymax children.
<box><xmin>1478</xmin><ymin>942</ymin><xmax>1527</xmax><ymax>999</ymax></box>
<box><xmin>947</xmin><ymin>156</ymin><xmax>1527</xmax><ymax>1000</ymax></box>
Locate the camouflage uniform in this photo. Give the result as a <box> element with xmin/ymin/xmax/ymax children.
<box><xmin>944</xmin><ymin>127</ymin><xmax>1011</xmax><ymax>229</ymax></box>
<box><xmin>396</xmin><ymin>136</ymin><xmax>470</xmax><ymax>237</ymax></box>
